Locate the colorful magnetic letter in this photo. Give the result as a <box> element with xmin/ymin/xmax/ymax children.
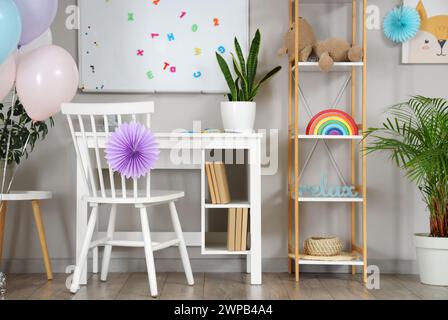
<box><xmin>146</xmin><ymin>71</ymin><xmax>154</xmax><ymax>80</ymax></box>
<box><xmin>193</xmin><ymin>71</ymin><xmax>202</xmax><ymax>78</ymax></box>
<box><xmin>167</xmin><ymin>33</ymin><xmax>175</xmax><ymax>41</ymax></box>
<box><xmin>218</xmin><ymin>46</ymin><xmax>225</xmax><ymax>54</ymax></box>
<box><xmin>151</xmin><ymin>33</ymin><xmax>160</xmax><ymax>38</ymax></box>
<box><xmin>194</xmin><ymin>48</ymin><xmax>202</xmax><ymax>55</ymax></box>
<box><xmin>128</xmin><ymin>13</ymin><xmax>134</xmax><ymax>21</ymax></box>
<box><xmin>213</xmin><ymin>18</ymin><xmax>220</xmax><ymax>26</ymax></box>
<box><xmin>192</xmin><ymin>24</ymin><xmax>198</xmax><ymax>32</ymax></box>
<box><xmin>180</xmin><ymin>11</ymin><xmax>186</xmax><ymax>19</ymax></box>
<box><xmin>137</xmin><ymin>49</ymin><xmax>144</xmax><ymax>56</ymax></box>
<box><xmin>163</xmin><ymin>62</ymin><xmax>170</xmax><ymax>70</ymax></box>
<box><xmin>153</xmin><ymin>0</ymin><xmax>160</xmax><ymax>5</ymax></box>
<box><xmin>170</xmin><ymin>66</ymin><xmax>176</xmax><ymax>73</ymax></box>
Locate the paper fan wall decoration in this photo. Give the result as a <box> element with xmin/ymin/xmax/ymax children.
<box><xmin>383</xmin><ymin>5</ymin><xmax>421</xmax><ymax>43</ymax></box>
<box><xmin>105</xmin><ymin>122</ymin><xmax>160</xmax><ymax>179</ymax></box>
<box><xmin>306</xmin><ymin>109</ymin><xmax>359</xmax><ymax>136</ymax></box>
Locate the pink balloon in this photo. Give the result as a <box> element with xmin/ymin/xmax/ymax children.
<box><xmin>16</xmin><ymin>45</ymin><xmax>79</xmax><ymax>121</ymax></box>
<box><xmin>0</xmin><ymin>55</ymin><xmax>16</xmax><ymax>102</ymax></box>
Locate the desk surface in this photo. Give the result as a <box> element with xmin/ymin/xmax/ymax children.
<box><xmin>75</xmin><ymin>132</ymin><xmax>264</xmax><ymax>139</ymax></box>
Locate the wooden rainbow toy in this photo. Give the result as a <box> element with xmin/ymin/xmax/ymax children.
<box><xmin>306</xmin><ymin>109</ymin><xmax>359</xmax><ymax>136</ymax></box>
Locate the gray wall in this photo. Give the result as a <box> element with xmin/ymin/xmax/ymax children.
<box><xmin>2</xmin><ymin>0</ymin><xmax>444</xmax><ymax>274</ymax></box>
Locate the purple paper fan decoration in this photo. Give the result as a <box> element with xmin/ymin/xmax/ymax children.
<box><xmin>105</xmin><ymin>122</ymin><xmax>159</xmax><ymax>179</ymax></box>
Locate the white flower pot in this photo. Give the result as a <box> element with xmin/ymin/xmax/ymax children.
<box><xmin>220</xmin><ymin>102</ymin><xmax>256</xmax><ymax>133</ymax></box>
<box><xmin>414</xmin><ymin>233</ymin><xmax>448</xmax><ymax>286</ymax></box>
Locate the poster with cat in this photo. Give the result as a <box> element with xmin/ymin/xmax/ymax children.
<box><xmin>402</xmin><ymin>0</ymin><xmax>448</xmax><ymax>64</ymax></box>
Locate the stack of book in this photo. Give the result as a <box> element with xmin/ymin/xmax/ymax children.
<box><xmin>227</xmin><ymin>208</ymin><xmax>249</xmax><ymax>251</ymax></box>
<box><xmin>205</xmin><ymin>162</ymin><xmax>231</xmax><ymax>204</ymax></box>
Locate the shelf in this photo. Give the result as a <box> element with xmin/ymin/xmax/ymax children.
<box><xmin>292</xmin><ymin>62</ymin><xmax>364</xmax><ymax>72</ymax></box>
<box><xmin>295</xmin><ymin>135</ymin><xmax>363</xmax><ymax>140</ymax></box>
<box><xmin>289</xmin><ymin>253</ymin><xmax>364</xmax><ymax>266</ymax></box>
<box><xmin>297</xmin><ymin>0</ymin><xmax>360</xmax><ymax>4</ymax></box>
<box><xmin>202</xmin><ymin>243</ymin><xmax>250</xmax><ymax>255</ymax></box>
<box><xmin>293</xmin><ymin>195</ymin><xmax>364</xmax><ymax>203</ymax></box>
<box><xmin>204</xmin><ymin>201</ymin><xmax>250</xmax><ymax>209</ymax></box>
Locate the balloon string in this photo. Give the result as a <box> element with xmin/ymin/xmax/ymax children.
<box><xmin>4</xmin><ymin>132</ymin><xmax>31</xmax><ymax>195</ymax></box>
<box><xmin>0</xmin><ymin>90</ymin><xmax>17</xmax><ymax>209</ymax></box>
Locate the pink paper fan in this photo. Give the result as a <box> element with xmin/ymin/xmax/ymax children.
<box><xmin>105</xmin><ymin>122</ymin><xmax>159</xmax><ymax>179</ymax></box>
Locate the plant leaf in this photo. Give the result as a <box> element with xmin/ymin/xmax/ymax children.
<box><xmin>231</xmin><ymin>54</ymin><xmax>249</xmax><ymax>101</ymax></box>
<box><xmin>234</xmin><ymin>37</ymin><xmax>246</xmax><ymax>77</ymax></box>
<box><xmin>247</xmin><ymin>29</ymin><xmax>261</xmax><ymax>91</ymax></box>
<box><xmin>216</xmin><ymin>52</ymin><xmax>237</xmax><ymax>101</ymax></box>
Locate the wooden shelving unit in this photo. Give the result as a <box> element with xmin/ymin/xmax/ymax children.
<box><xmin>287</xmin><ymin>0</ymin><xmax>368</xmax><ymax>283</ymax></box>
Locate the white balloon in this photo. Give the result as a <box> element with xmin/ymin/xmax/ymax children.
<box><xmin>16</xmin><ymin>29</ymin><xmax>53</xmax><ymax>62</ymax></box>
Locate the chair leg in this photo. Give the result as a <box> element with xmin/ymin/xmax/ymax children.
<box><xmin>168</xmin><ymin>202</ymin><xmax>194</xmax><ymax>286</ymax></box>
<box><xmin>70</xmin><ymin>206</ymin><xmax>98</xmax><ymax>293</ymax></box>
<box><xmin>0</xmin><ymin>201</ymin><xmax>7</xmax><ymax>264</ymax></box>
<box><xmin>139</xmin><ymin>207</ymin><xmax>158</xmax><ymax>297</ymax></box>
<box><xmin>101</xmin><ymin>204</ymin><xmax>117</xmax><ymax>281</ymax></box>
<box><xmin>31</xmin><ymin>200</ymin><xmax>53</xmax><ymax>281</ymax></box>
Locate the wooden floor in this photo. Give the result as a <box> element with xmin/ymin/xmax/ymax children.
<box><xmin>1</xmin><ymin>272</ymin><xmax>448</xmax><ymax>300</ymax></box>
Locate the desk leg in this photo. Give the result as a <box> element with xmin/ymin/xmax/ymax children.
<box><xmin>250</xmin><ymin>141</ymin><xmax>262</xmax><ymax>285</ymax></box>
<box><xmin>77</xmin><ymin>162</ymin><xmax>88</xmax><ymax>285</ymax></box>
<box><xmin>0</xmin><ymin>201</ymin><xmax>7</xmax><ymax>263</ymax></box>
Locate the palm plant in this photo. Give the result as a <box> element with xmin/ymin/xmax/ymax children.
<box><xmin>365</xmin><ymin>96</ymin><xmax>448</xmax><ymax>238</ymax></box>
<box><xmin>216</xmin><ymin>29</ymin><xmax>281</xmax><ymax>102</ymax></box>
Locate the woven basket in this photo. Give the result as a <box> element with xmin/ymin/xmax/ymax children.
<box><xmin>304</xmin><ymin>237</ymin><xmax>342</xmax><ymax>257</ymax></box>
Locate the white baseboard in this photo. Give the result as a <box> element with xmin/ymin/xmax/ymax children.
<box><xmin>1</xmin><ymin>258</ymin><xmax>418</xmax><ymax>274</ymax></box>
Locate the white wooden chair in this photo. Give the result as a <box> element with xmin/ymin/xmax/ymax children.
<box><xmin>61</xmin><ymin>102</ymin><xmax>194</xmax><ymax>297</ymax></box>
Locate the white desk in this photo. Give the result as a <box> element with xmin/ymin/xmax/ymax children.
<box><xmin>75</xmin><ymin>133</ymin><xmax>262</xmax><ymax>285</ymax></box>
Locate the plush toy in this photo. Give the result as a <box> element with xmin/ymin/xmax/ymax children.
<box><xmin>314</xmin><ymin>38</ymin><xmax>363</xmax><ymax>72</ymax></box>
<box><xmin>278</xmin><ymin>17</ymin><xmax>316</xmax><ymax>62</ymax></box>
<box><xmin>279</xmin><ymin>17</ymin><xmax>363</xmax><ymax>72</ymax></box>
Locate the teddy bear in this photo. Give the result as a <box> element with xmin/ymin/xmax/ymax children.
<box><xmin>278</xmin><ymin>17</ymin><xmax>363</xmax><ymax>72</ymax></box>
<box><xmin>314</xmin><ymin>38</ymin><xmax>363</xmax><ymax>72</ymax></box>
<box><xmin>278</xmin><ymin>17</ymin><xmax>316</xmax><ymax>63</ymax></box>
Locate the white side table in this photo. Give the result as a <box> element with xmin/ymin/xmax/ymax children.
<box><xmin>0</xmin><ymin>191</ymin><xmax>53</xmax><ymax>280</ymax></box>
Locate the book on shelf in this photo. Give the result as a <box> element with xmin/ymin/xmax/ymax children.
<box><xmin>205</xmin><ymin>163</ymin><xmax>217</xmax><ymax>204</ymax></box>
<box><xmin>214</xmin><ymin>162</ymin><xmax>231</xmax><ymax>204</ymax></box>
<box><xmin>205</xmin><ymin>161</ymin><xmax>231</xmax><ymax>204</ymax></box>
<box><xmin>235</xmin><ymin>208</ymin><xmax>243</xmax><ymax>251</ymax></box>
<box><xmin>240</xmin><ymin>208</ymin><xmax>249</xmax><ymax>251</ymax></box>
<box><xmin>226</xmin><ymin>207</ymin><xmax>249</xmax><ymax>251</ymax></box>
<box><xmin>227</xmin><ymin>208</ymin><xmax>236</xmax><ymax>251</ymax></box>
<box><xmin>207</xmin><ymin>162</ymin><xmax>221</xmax><ymax>204</ymax></box>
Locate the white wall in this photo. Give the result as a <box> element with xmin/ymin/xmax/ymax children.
<box><xmin>2</xmin><ymin>0</ymin><xmax>443</xmax><ymax>274</ymax></box>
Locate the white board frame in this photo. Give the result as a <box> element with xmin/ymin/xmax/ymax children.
<box><xmin>77</xmin><ymin>0</ymin><xmax>250</xmax><ymax>94</ymax></box>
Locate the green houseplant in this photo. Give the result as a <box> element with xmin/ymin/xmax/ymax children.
<box><xmin>0</xmin><ymin>95</ymin><xmax>53</xmax><ymax>191</ymax></box>
<box><xmin>365</xmin><ymin>96</ymin><xmax>448</xmax><ymax>285</ymax></box>
<box><xmin>216</xmin><ymin>29</ymin><xmax>281</xmax><ymax>132</ymax></box>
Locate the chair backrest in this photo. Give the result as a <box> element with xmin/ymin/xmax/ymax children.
<box><xmin>61</xmin><ymin>102</ymin><xmax>155</xmax><ymax>199</ymax></box>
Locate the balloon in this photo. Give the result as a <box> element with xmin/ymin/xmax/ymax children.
<box><xmin>0</xmin><ymin>0</ymin><xmax>22</xmax><ymax>64</ymax></box>
<box><xmin>0</xmin><ymin>55</ymin><xmax>16</xmax><ymax>102</ymax></box>
<box><xmin>16</xmin><ymin>45</ymin><xmax>79</xmax><ymax>121</ymax></box>
<box><xmin>14</xmin><ymin>0</ymin><xmax>58</xmax><ymax>46</ymax></box>
<box><xmin>16</xmin><ymin>29</ymin><xmax>53</xmax><ymax>62</ymax></box>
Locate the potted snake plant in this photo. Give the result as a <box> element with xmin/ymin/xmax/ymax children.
<box><xmin>216</xmin><ymin>29</ymin><xmax>281</xmax><ymax>132</ymax></box>
<box><xmin>365</xmin><ymin>96</ymin><xmax>448</xmax><ymax>286</ymax></box>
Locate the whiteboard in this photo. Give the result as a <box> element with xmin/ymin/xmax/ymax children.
<box><xmin>78</xmin><ymin>0</ymin><xmax>249</xmax><ymax>93</ymax></box>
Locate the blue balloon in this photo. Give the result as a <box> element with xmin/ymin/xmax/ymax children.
<box><xmin>0</xmin><ymin>0</ymin><xmax>22</xmax><ymax>64</ymax></box>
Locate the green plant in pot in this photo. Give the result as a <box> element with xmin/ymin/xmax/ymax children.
<box><xmin>0</xmin><ymin>95</ymin><xmax>53</xmax><ymax>190</ymax></box>
<box><xmin>365</xmin><ymin>96</ymin><xmax>448</xmax><ymax>286</ymax></box>
<box><xmin>216</xmin><ymin>29</ymin><xmax>281</xmax><ymax>132</ymax></box>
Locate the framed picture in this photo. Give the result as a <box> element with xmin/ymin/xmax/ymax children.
<box><xmin>402</xmin><ymin>0</ymin><xmax>448</xmax><ymax>64</ymax></box>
